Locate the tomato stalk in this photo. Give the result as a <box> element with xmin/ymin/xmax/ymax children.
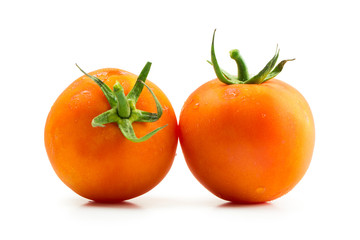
<box><xmin>76</xmin><ymin>62</ymin><xmax>167</xmax><ymax>143</ymax></box>
<box><xmin>229</xmin><ymin>49</ymin><xmax>249</xmax><ymax>82</ymax></box>
<box><xmin>209</xmin><ymin>29</ymin><xmax>295</xmax><ymax>85</ymax></box>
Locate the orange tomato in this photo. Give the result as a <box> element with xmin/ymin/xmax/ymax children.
<box><xmin>179</xmin><ymin>31</ymin><xmax>315</xmax><ymax>203</ymax></box>
<box><xmin>180</xmin><ymin>79</ymin><xmax>314</xmax><ymax>203</ymax></box>
<box><xmin>45</xmin><ymin>64</ymin><xmax>178</xmax><ymax>202</ymax></box>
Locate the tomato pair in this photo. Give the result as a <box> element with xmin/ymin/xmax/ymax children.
<box><xmin>45</xmin><ymin>31</ymin><xmax>314</xmax><ymax>203</ymax></box>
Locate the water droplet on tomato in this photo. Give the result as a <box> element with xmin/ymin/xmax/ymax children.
<box><xmin>224</xmin><ymin>87</ymin><xmax>241</xmax><ymax>99</ymax></box>
<box><xmin>256</xmin><ymin>187</ymin><xmax>265</xmax><ymax>194</ymax></box>
<box><xmin>261</xmin><ymin>113</ymin><xmax>266</xmax><ymax>118</ymax></box>
<box><xmin>81</xmin><ymin>90</ymin><xmax>91</xmax><ymax>95</ymax></box>
<box><xmin>193</xmin><ymin>102</ymin><xmax>200</xmax><ymax>109</ymax></box>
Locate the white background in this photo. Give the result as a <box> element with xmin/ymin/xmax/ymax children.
<box><xmin>1</xmin><ymin>0</ymin><xmax>359</xmax><ymax>239</ymax></box>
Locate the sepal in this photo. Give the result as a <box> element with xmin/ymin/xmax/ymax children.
<box><xmin>91</xmin><ymin>108</ymin><xmax>120</xmax><ymax>127</ymax></box>
<box><xmin>263</xmin><ymin>58</ymin><xmax>295</xmax><ymax>82</ymax></box>
<box><xmin>76</xmin><ymin>64</ymin><xmax>117</xmax><ymax>108</ymax></box>
<box><xmin>77</xmin><ymin>62</ymin><xmax>166</xmax><ymax>143</ymax></box>
<box><xmin>118</xmin><ymin>119</ymin><xmax>167</xmax><ymax>143</ymax></box>
<box><xmin>244</xmin><ymin>47</ymin><xmax>280</xmax><ymax>84</ymax></box>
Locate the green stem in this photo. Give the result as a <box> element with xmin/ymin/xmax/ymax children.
<box><xmin>229</xmin><ymin>49</ymin><xmax>249</xmax><ymax>81</ymax></box>
<box><xmin>113</xmin><ymin>82</ymin><xmax>131</xmax><ymax>118</ymax></box>
<box><xmin>77</xmin><ymin>62</ymin><xmax>166</xmax><ymax>143</ymax></box>
<box><xmin>208</xmin><ymin>30</ymin><xmax>294</xmax><ymax>85</ymax></box>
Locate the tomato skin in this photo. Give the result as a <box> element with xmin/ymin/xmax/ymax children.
<box><xmin>45</xmin><ymin>68</ymin><xmax>178</xmax><ymax>202</ymax></box>
<box><xmin>179</xmin><ymin>79</ymin><xmax>315</xmax><ymax>203</ymax></box>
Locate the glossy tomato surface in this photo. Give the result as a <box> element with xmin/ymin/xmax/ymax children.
<box><xmin>45</xmin><ymin>68</ymin><xmax>178</xmax><ymax>202</ymax></box>
<box><xmin>179</xmin><ymin>79</ymin><xmax>315</xmax><ymax>203</ymax></box>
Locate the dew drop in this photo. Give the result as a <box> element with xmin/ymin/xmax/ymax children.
<box><xmin>81</xmin><ymin>90</ymin><xmax>91</xmax><ymax>95</ymax></box>
<box><xmin>224</xmin><ymin>87</ymin><xmax>241</xmax><ymax>99</ymax></box>
<box><xmin>193</xmin><ymin>102</ymin><xmax>200</xmax><ymax>109</ymax></box>
<box><xmin>256</xmin><ymin>187</ymin><xmax>266</xmax><ymax>194</ymax></box>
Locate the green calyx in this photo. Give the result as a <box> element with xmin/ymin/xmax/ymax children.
<box><xmin>209</xmin><ymin>29</ymin><xmax>295</xmax><ymax>85</ymax></box>
<box><xmin>76</xmin><ymin>62</ymin><xmax>166</xmax><ymax>143</ymax></box>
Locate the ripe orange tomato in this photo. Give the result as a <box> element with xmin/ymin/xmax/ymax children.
<box><xmin>179</xmin><ymin>31</ymin><xmax>315</xmax><ymax>203</ymax></box>
<box><xmin>45</xmin><ymin>63</ymin><xmax>178</xmax><ymax>202</ymax></box>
